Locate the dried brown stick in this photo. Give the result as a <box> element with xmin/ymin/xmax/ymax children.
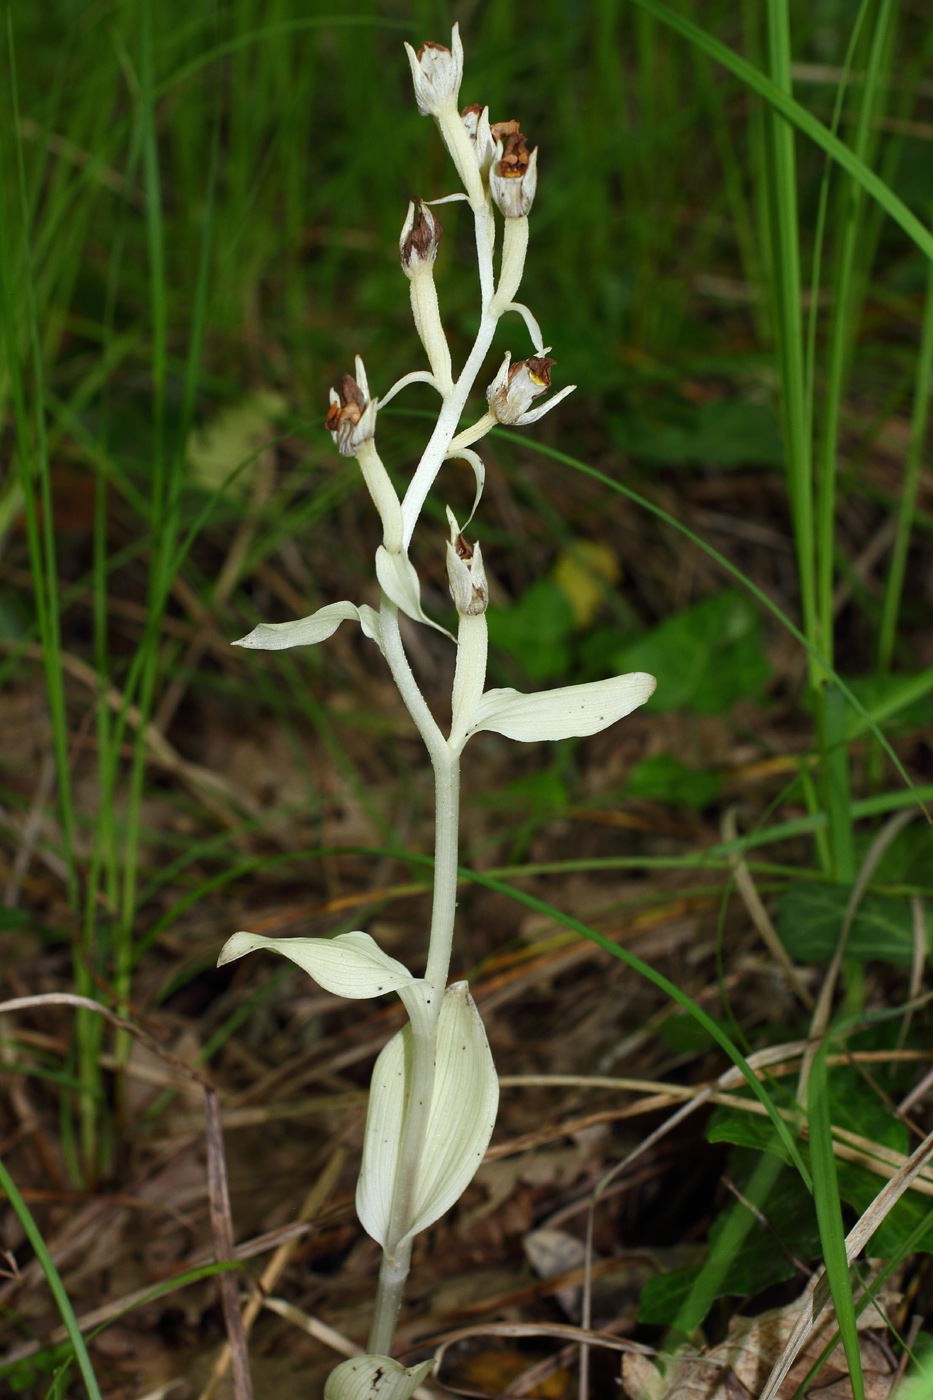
<box><xmin>198</xmin><ymin>1144</ymin><xmax>347</xmax><ymax>1400</ymax></box>
<box><xmin>205</xmin><ymin>1088</ymin><xmax>253</xmax><ymax>1400</ymax></box>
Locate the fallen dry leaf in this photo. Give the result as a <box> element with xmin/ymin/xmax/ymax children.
<box><xmin>622</xmin><ymin>1294</ymin><xmax>896</xmax><ymax>1400</ymax></box>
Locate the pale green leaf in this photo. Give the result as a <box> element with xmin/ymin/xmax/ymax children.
<box><xmin>232</xmin><ymin>600</ymin><xmax>383</xmax><ymax>653</ymax></box>
<box><xmin>456</xmin><ymin>672</ymin><xmax>656</xmax><ymax>748</ymax></box>
<box><xmin>217</xmin><ymin>930</ymin><xmax>416</xmax><ymax>1000</ymax></box>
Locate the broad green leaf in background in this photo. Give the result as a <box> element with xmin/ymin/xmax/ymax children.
<box><xmin>776</xmin><ymin>884</ymin><xmax>929</xmax><ymax>966</ymax></box>
<box><xmin>552</xmin><ymin>540</ymin><xmax>621</xmax><ymax>626</ymax></box>
<box><xmin>612</xmin><ymin>590</ymin><xmax>772</xmax><ymax>714</ymax></box>
<box><xmin>638</xmin><ymin>1155</ymin><xmax>819</xmax><ymax>1326</ymax></box>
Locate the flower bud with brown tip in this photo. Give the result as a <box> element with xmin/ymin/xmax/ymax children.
<box><xmin>399</xmin><ymin>200</ymin><xmax>442</xmax><ymax>279</ymax></box>
<box><xmin>446</xmin><ymin>511</ymin><xmax>488</xmax><ymax>617</ymax></box>
<box><xmin>403</xmin><ymin>27</ymin><xmax>463</xmax><ymax>116</ymax></box>
<box><xmin>489</xmin><ymin>120</ymin><xmax>538</xmax><ymax>217</ymax></box>
<box><xmin>325</xmin><ymin>357</ymin><xmax>377</xmax><ymax>457</ymax></box>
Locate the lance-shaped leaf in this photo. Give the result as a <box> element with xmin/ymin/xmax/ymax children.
<box><xmin>356</xmin><ymin>981</ymin><xmax>498</xmax><ymax>1248</ymax></box>
<box><xmin>232</xmin><ymin>600</ymin><xmax>383</xmax><ymax>654</ymax></box>
<box><xmin>376</xmin><ymin>545</ymin><xmax>453</xmax><ymax>639</ymax></box>
<box><xmin>217</xmin><ymin>930</ymin><xmax>416</xmax><ymax>1000</ymax></box>
<box><xmin>324</xmin><ymin>1355</ymin><xmax>434</xmax><ymax>1400</ymax></box>
<box><xmin>450</xmin><ymin>671</ymin><xmax>656</xmax><ymax>751</ymax></box>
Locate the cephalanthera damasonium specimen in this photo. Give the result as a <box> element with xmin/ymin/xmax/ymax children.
<box><xmin>218</xmin><ymin>25</ymin><xmax>656</xmax><ymax>1395</ymax></box>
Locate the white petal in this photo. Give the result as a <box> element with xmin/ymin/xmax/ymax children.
<box><xmin>457</xmin><ymin>672</ymin><xmax>657</xmax><ymax>748</ymax></box>
<box><xmin>356</xmin><ymin>982</ymin><xmax>498</xmax><ymax>1247</ymax></box>
<box><xmin>375</xmin><ymin>545</ymin><xmax>453</xmax><ymax>639</ymax></box>
<box><xmin>232</xmin><ymin>600</ymin><xmax>383</xmax><ymax>654</ymax></box>
<box><xmin>515</xmin><ymin>383</ymin><xmax>577</xmax><ymax>426</ymax></box>
<box><xmin>217</xmin><ymin>930</ymin><xmax>419</xmax><ymax>1000</ymax></box>
<box><xmin>324</xmin><ymin>1355</ymin><xmax>435</xmax><ymax>1400</ymax></box>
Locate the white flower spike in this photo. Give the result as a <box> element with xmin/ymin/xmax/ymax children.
<box><xmin>224</xmin><ymin>21</ymin><xmax>658</xmax><ymax>1377</ymax></box>
<box><xmin>403</xmin><ymin>27</ymin><xmax>463</xmax><ymax>117</ymax></box>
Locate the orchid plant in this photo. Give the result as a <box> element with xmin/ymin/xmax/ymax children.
<box><xmin>217</xmin><ymin>26</ymin><xmax>656</xmax><ymax>1399</ymax></box>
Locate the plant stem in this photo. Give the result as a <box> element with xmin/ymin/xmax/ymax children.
<box><xmin>369</xmin><ymin>604</ymin><xmax>463</xmax><ymax>1352</ymax></box>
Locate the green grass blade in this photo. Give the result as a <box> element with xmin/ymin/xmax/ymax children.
<box><xmin>673</xmin><ymin>1149</ymin><xmax>785</xmax><ymax>1336</ymax></box>
<box><xmin>878</xmin><ymin>216</ymin><xmax>933</xmax><ymax>672</ymax></box>
<box><xmin>807</xmin><ymin>1047</ymin><xmax>864</xmax><ymax>1400</ymax></box>
<box><xmin>626</xmin><ymin>0</ymin><xmax>933</xmax><ymax>264</ymax></box>
<box><xmin>762</xmin><ymin>0</ymin><xmax>816</xmax><ymax>670</ymax></box>
<box><xmin>0</xmin><ymin>1155</ymin><xmax>102</xmax><ymax>1400</ymax></box>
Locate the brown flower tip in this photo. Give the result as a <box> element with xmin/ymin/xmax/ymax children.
<box><xmin>455</xmin><ymin>532</ymin><xmax>474</xmax><ymax>562</ymax></box>
<box><xmin>491</xmin><ymin>119</ymin><xmax>529</xmax><ymax>178</ymax></box>
<box><xmin>325</xmin><ymin>375</ymin><xmax>366</xmax><ymax>438</ymax></box>
<box><xmin>400</xmin><ymin>200</ymin><xmax>442</xmax><ymax>270</ymax></box>
<box><xmin>461</xmin><ymin>101</ymin><xmax>484</xmax><ymax>119</ymax></box>
<box><xmin>418</xmin><ymin>40</ymin><xmax>451</xmax><ymax>60</ymax></box>
<box><xmin>522</xmin><ymin>356</ymin><xmax>556</xmax><ymax>388</ymax></box>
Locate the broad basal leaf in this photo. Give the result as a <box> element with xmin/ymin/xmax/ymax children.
<box><xmin>356</xmin><ymin>982</ymin><xmax>498</xmax><ymax>1247</ymax></box>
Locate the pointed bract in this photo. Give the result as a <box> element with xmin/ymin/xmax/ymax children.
<box><xmin>376</xmin><ymin>545</ymin><xmax>453</xmax><ymax>639</ymax></box>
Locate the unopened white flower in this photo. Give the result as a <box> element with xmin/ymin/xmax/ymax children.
<box><xmin>325</xmin><ymin>356</ymin><xmax>377</xmax><ymax>457</ymax></box>
<box><xmin>403</xmin><ymin>25</ymin><xmax>463</xmax><ymax>116</ymax></box>
<box><xmin>487</xmin><ymin>351</ymin><xmax>567</xmax><ymax>425</ymax></box>
<box><xmin>399</xmin><ymin>199</ymin><xmax>442</xmax><ymax>278</ymax></box>
<box><xmin>489</xmin><ymin>120</ymin><xmax>537</xmax><ymax>218</ymax></box>
<box><xmin>445</xmin><ymin>508</ymin><xmax>487</xmax><ymax>617</ymax></box>
<box><xmin>460</xmin><ymin>103</ymin><xmax>496</xmax><ymax>180</ymax></box>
